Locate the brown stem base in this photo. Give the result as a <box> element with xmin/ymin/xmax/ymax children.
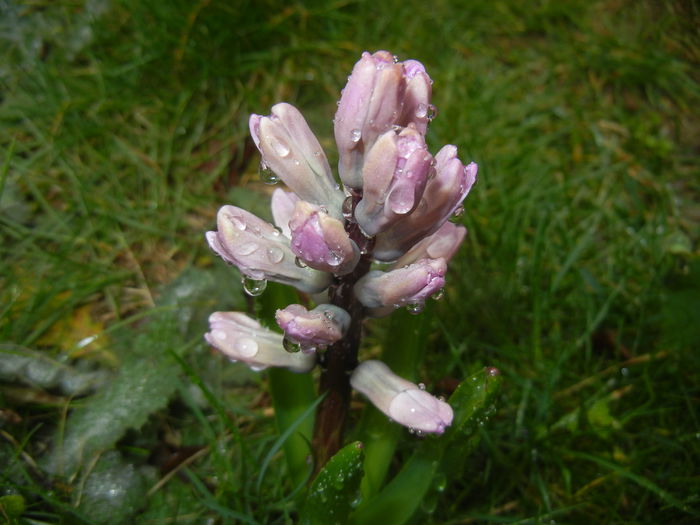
<box><xmin>311</xmin><ymin>214</ymin><xmax>373</xmax><ymax>473</ymax></box>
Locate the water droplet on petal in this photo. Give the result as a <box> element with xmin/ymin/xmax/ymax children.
<box><xmin>269</xmin><ymin>137</ymin><xmax>291</xmax><ymax>157</ymax></box>
<box><xmin>452</xmin><ymin>205</ymin><xmax>465</xmax><ymax>218</ymax></box>
<box><xmin>426</xmin><ymin>104</ymin><xmax>438</xmax><ymax>121</ymax></box>
<box><xmin>327</xmin><ymin>251</ymin><xmax>342</xmax><ymax>267</ymax></box>
<box><xmin>283</xmin><ymin>336</ymin><xmax>301</xmax><ymax>353</ymax></box>
<box><xmin>233</xmin><ymin>337</ymin><xmax>258</xmax><ymax>357</ymax></box>
<box><xmin>295</xmin><ymin>256</ymin><xmax>308</xmax><ymax>268</ymax></box>
<box><xmin>259</xmin><ymin>161</ymin><xmax>279</xmax><ymax>184</ymax></box>
<box><xmin>241</xmin><ymin>276</ymin><xmax>267</xmax><ymax>296</ymax></box>
<box><xmin>342</xmin><ymin>195</ymin><xmax>354</xmax><ymax>220</ymax></box>
<box><xmin>351</xmin><ymin>129</ymin><xmax>362</xmax><ymax>143</ymax></box>
<box><xmin>408</xmin><ymin>427</ymin><xmax>416</xmax><ymax>434</ymax></box>
<box><xmin>415</xmin><ymin>103</ymin><xmax>428</xmax><ymax>118</ymax></box>
<box><xmin>230</xmin><ymin>215</ymin><xmax>247</xmax><ymax>231</ymax></box>
<box><xmin>418</xmin><ymin>382</ymin><xmax>426</xmax><ymax>390</ymax></box>
<box><xmin>431</xmin><ymin>288</ymin><xmax>445</xmax><ymax>301</ymax></box>
<box><xmin>392</xmin><ymin>54</ymin><xmax>399</xmax><ymax>63</ymax></box>
<box><xmin>323</xmin><ymin>310</ymin><xmax>335</xmax><ymax>321</ymax></box>
<box><xmin>266</xmin><ymin>247</ymin><xmax>284</xmax><ymax>263</ymax></box>
<box><xmin>212</xmin><ymin>329</ymin><xmax>227</xmax><ymax>340</ymax></box>
<box><xmin>405</xmin><ymin>302</ymin><xmax>424</xmax><ymax>314</ymax></box>
<box><xmin>236</xmin><ymin>242</ymin><xmax>258</xmax><ymax>256</ymax></box>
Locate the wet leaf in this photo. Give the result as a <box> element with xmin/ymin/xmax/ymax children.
<box><xmin>300</xmin><ymin>441</ymin><xmax>365</xmax><ymax>525</ymax></box>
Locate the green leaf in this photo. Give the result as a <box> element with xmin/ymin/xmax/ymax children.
<box><xmin>300</xmin><ymin>441</ymin><xmax>365</xmax><ymax>525</ymax></box>
<box><xmin>0</xmin><ymin>494</ymin><xmax>25</xmax><ymax>519</ymax></box>
<box><xmin>46</xmin><ymin>268</ymin><xmax>232</xmax><ymax>476</ymax></box>
<box><xmin>448</xmin><ymin>366</ymin><xmax>503</xmax><ymax>436</ymax></box>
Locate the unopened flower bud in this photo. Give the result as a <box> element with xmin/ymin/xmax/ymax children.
<box><xmin>289</xmin><ymin>201</ymin><xmax>360</xmax><ymax>275</ymax></box>
<box><xmin>373</xmin><ymin>146</ymin><xmax>477</xmax><ymax>261</ymax></box>
<box><xmin>334</xmin><ymin>51</ymin><xmax>405</xmax><ymax>189</ymax></box>
<box><xmin>250</xmin><ymin>103</ymin><xmax>343</xmax><ymax>214</ymax></box>
<box><xmin>392</xmin><ymin>222</ymin><xmax>466</xmax><ymax>268</ymax></box>
<box><xmin>205</xmin><ymin>312</ymin><xmax>315</xmax><ymax>373</ymax></box>
<box><xmin>275</xmin><ymin>304</ymin><xmax>350</xmax><ymax>350</ymax></box>
<box><xmin>206</xmin><ymin>205</ymin><xmax>331</xmax><ymax>293</ymax></box>
<box><xmin>354</xmin><ymin>258</ymin><xmax>446</xmax><ymax>311</ymax></box>
<box><xmin>350</xmin><ymin>360</ymin><xmax>453</xmax><ymax>434</ymax></box>
<box><xmin>355</xmin><ymin>126</ymin><xmax>433</xmax><ymax>237</ymax></box>
<box><xmin>397</xmin><ymin>59</ymin><xmax>433</xmax><ymax>134</ymax></box>
<box><xmin>270</xmin><ymin>188</ymin><xmax>299</xmax><ymax>238</ymax></box>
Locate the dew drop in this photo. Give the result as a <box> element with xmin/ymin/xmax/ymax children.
<box><xmin>418</xmin><ymin>382</ymin><xmax>426</xmax><ymax>390</ymax></box>
<box><xmin>230</xmin><ymin>215</ymin><xmax>247</xmax><ymax>231</ymax></box>
<box><xmin>342</xmin><ymin>195</ymin><xmax>354</xmax><ymax>220</ymax></box>
<box><xmin>327</xmin><ymin>251</ymin><xmax>343</xmax><ymax>267</ymax></box>
<box><xmin>408</xmin><ymin>427</ymin><xmax>416</xmax><ymax>434</ymax></box>
<box><xmin>351</xmin><ymin>129</ymin><xmax>362</xmax><ymax>143</ymax></box>
<box><xmin>323</xmin><ymin>310</ymin><xmax>335</xmax><ymax>321</ymax></box>
<box><xmin>269</xmin><ymin>137</ymin><xmax>291</xmax><ymax>157</ymax></box>
<box><xmin>452</xmin><ymin>205</ymin><xmax>465</xmax><ymax>218</ymax></box>
<box><xmin>426</xmin><ymin>104</ymin><xmax>438</xmax><ymax>121</ymax></box>
<box><xmin>405</xmin><ymin>302</ymin><xmax>424</xmax><ymax>315</ymax></box>
<box><xmin>212</xmin><ymin>329</ymin><xmax>227</xmax><ymax>340</ymax></box>
<box><xmin>236</xmin><ymin>242</ymin><xmax>258</xmax><ymax>256</ymax></box>
<box><xmin>241</xmin><ymin>276</ymin><xmax>267</xmax><ymax>296</ymax></box>
<box><xmin>266</xmin><ymin>247</ymin><xmax>284</xmax><ymax>264</ymax></box>
<box><xmin>431</xmin><ymin>288</ymin><xmax>445</xmax><ymax>301</ymax></box>
<box><xmin>233</xmin><ymin>337</ymin><xmax>258</xmax><ymax>358</ymax></box>
<box><xmin>259</xmin><ymin>161</ymin><xmax>279</xmax><ymax>184</ymax></box>
<box><xmin>283</xmin><ymin>336</ymin><xmax>301</xmax><ymax>353</ymax></box>
<box><xmin>392</xmin><ymin>54</ymin><xmax>399</xmax><ymax>63</ymax></box>
<box><xmin>415</xmin><ymin>103</ymin><xmax>428</xmax><ymax>118</ymax></box>
<box><xmin>295</xmin><ymin>256</ymin><xmax>308</xmax><ymax>268</ymax></box>
<box><xmin>434</xmin><ymin>472</ymin><xmax>447</xmax><ymax>493</ymax></box>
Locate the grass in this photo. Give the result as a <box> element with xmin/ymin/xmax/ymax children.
<box><xmin>1</xmin><ymin>0</ymin><xmax>699</xmax><ymax>523</ymax></box>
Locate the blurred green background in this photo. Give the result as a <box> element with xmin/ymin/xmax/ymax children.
<box><xmin>1</xmin><ymin>0</ymin><xmax>699</xmax><ymax>523</ymax></box>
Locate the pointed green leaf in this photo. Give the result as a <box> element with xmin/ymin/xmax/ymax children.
<box><xmin>300</xmin><ymin>441</ymin><xmax>365</xmax><ymax>525</ymax></box>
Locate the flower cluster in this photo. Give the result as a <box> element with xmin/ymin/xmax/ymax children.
<box><xmin>205</xmin><ymin>51</ymin><xmax>477</xmax><ymax>435</ymax></box>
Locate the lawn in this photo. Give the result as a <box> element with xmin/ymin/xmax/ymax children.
<box><xmin>1</xmin><ymin>0</ymin><xmax>699</xmax><ymax>523</ymax></box>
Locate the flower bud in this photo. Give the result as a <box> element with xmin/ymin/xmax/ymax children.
<box><xmin>334</xmin><ymin>51</ymin><xmax>405</xmax><ymax>189</ymax></box>
<box><xmin>275</xmin><ymin>304</ymin><xmax>350</xmax><ymax>350</ymax></box>
<box><xmin>354</xmin><ymin>258</ymin><xmax>446</xmax><ymax>311</ymax></box>
<box><xmin>206</xmin><ymin>205</ymin><xmax>331</xmax><ymax>293</ymax></box>
<box><xmin>350</xmin><ymin>360</ymin><xmax>453</xmax><ymax>434</ymax></box>
<box><xmin>289</xmin><ymin>201</ymin><xmax>360</xmax><ymax>275</ymax></box>
<box><xmin>270</xmin><ymin>188</ymin><xmax>299</xmax><ymax>238</ymax></box>
<box><xmin>397</xmin><ymin>59</ymin><xmax>433</xmax><ymax>135</ymax></box>
<box><xmin>392</xmin><ymin>221</ymin><xmax>466</xmax><ymax>268</ymax></box>
<box><xmin>250</xmin><ymin>103</ymin><xmax>343</xmax><ymax>214</ymax></box>
<box><xmin>373</xmin><ymin>146</ymin><xmax>477</xmax><ymax>261</ymax></box>
<box><xmin>205</xmin><ymin>312</ymin><xmax>315</xmax><ymax>373</ymax></box>
<box><xmin>354</xmin><ymin>126</ymin><xmax>433</xmax><ymax>237</ymax></box>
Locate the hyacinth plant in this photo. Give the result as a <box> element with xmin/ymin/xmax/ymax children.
<box><xmin>204</xmin><ymin>51</ymin><xmax>499</xmax><ymax>512</ymax></box>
